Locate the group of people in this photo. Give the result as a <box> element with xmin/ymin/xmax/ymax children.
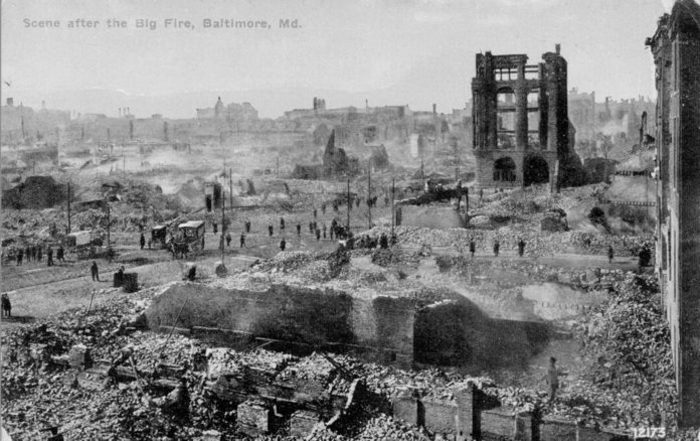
<box><xmin>7</xmin><ymin>244</ymin><xmax>61</xmax><ymax>266</ymax></box>
<box><xmin>467</xmin><ymin>237</ymin><xmax>527</xmax><ymax>258</ymax></box>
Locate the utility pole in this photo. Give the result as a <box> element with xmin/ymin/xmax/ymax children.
<box><xmin>66</xmin><ymin>183</ymin><xmax>71</xmax><ymax>233</ymax></box>
<box><xmin>391</xmin><ymin>177</ymin><xmax>395</xmax><ymax>236</ymax></box>
<box><xmin>221</xmin><ymin>191</ymin><xmax>226</xmax><ymax>265</ymax></box>
<box><xmin>367</xmin><ymin>162</ymin><xmax>372</xmax><ymax>230</ymax></box>
<box><xmin>106</xmin><ymin>201</ymin><xmax>111</xmax><ymax>259</ymax></box>
<box><xmin>346</xmin><ymin>177</ymin><xmax>351</xmax><ymax>234</ymax></box>
<box><xmin>229</xmin><ymin>168</ymin><xmax>233</xmax><ymax>209</ymax></box>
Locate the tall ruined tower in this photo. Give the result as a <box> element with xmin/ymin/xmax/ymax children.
<box><xmin>471</xmin><ymin>45</ymin><xmax>569</xmax><ymax>189</ymax></box>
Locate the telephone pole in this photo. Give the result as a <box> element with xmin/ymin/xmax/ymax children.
<box><xmin>367</xmin><ymin>162</ymin><xmax>372</xmax><ymax>230</ymax></box>
<box><xmin>346</xmin><ymin>178</ymin><xmax>351</xmax><ymax>234</ymax></box>
<box><xmin>391</xmin><ymin>177</ymin><xmax>395</xmax><ymax>236</ymax></box>
<box><xmin>66</xmin><ymin>183</ymin><xmax>71</xmax><ymax>233</ymax></box>
<box><xmin>229</xmin><ymin>168</ymin><xmax>233</xmax><ymax>209</ymax></box>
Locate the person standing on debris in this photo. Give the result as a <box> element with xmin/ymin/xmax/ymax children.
<box><xmin>280</xmin><ymin>238</ymin><xmax>286</xmax><ymax>251</ymax></box>
<box><xmin>240</xmin><ymin>232</ymin><xmax>246</xmax><ymax>248</ymax></box>
<box><xmin>607</xmin><ymin>245</ymin><xmax>614</xmax><ymax>264</ymax></box>
<box><xmin>296</xmin><ymin>223</ymin><xmax>301</xmax><ymax>237</ymax></box>
<box><xmin>316</xmin><ymin>228</ymin><xmax>321</xmax><ymax>241</ymax></box>
<box><xmin>91</xmin><ymin>261</ymin><xmax>100</xmax><ymax>281</ymax></box>
<box><xmin>245</xmin><ymin>219</ymin><xmax>251</xmax><ymax>233</ymax></box>
<box><xmin>226</xmin><ymin>232</ymin><xmax>232</xmax><ymax>247</ymax></box>
<box><xmin>544</xmin><ymin>356</ymin><xmax>566</xmax><ymax>401</ymax></box>
<box><xmin>280</xmin><ymin>217</ymin><xmax>285</xmax><ymax>230</ymax></box>
<box><xmin>57</xmin><ymin>245</ymin><xmax>65</xmax><ymax>263</ymax></box>
<box><xmin>140</xmin><ymin>233</ymin><xmax>146</xmax><ymax>250</ymax></box>
<box><xmin>1</xmin><ymin>293</ymin><xmax>11</xmax><ymax>318</ymax></box>
<box><xmin>16</xmin><ymin>248</ymin><xmax>23</xmax><ymax>266</ymax></box>
<box><xmin>25</xmin><ymin>246</ymin><xmax>32</xmax><ymax>262</ymax></box>
<box><xmin>323</xmin><ymin>224</ymin><xmax>327</xmax><ymax>239</ymax></box>
<box><xmin>469</xmin><ymin>238</ymin><xmax>476</xmax><ymax>258</ymax></box>
<box><xmin>47</xmin><ymin>247</ymin><xmax>54</xmax><ymax>266</ymax></box>
<box><xmin>493</xmin><ymin>239</ymin><xmax>500</xmax><ymax>257</ymax></box>
<box><xmin>517</xmin><ymin>238</ymin><xmax>526</xmax><ymax>257</ymax></box>
<box><xmin>268</xmin><ymin>224</ymin><xmax>274</xmax><ymax>237</ymax></box>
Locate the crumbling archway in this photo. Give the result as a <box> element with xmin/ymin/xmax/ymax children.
<box><xmin>523</xmin><ymin>155</ymin><xmax>550</xmax><ymax>186</ymax></box>
<box><xmin>493</xmin><ymin>156</ymin><xmax>517</xmax><ymax>182</ymax></box>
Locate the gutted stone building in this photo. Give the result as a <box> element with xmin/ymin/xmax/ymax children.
<box><xmin>471</xmin><ymin>45</ymin><xmax>569</xmax><ymax>189</ymax></box>
<box><xmin>648</xmin><ymin>0</ymin><xmax>700</xmax><ymax>427</ymax></box>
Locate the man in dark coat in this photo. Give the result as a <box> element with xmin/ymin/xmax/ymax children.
<box><xmin>140</xmin><ymin>233</ymin><xmax>146</xmax><ymax>250</ymax></box>
<box><xmin>280</xmin><ymin>238</ymin><xmax>286</xmax><ymax>251</ymax></box>
<box><xmin>91</xmin><ymin>261</ymin><xmax>100</xmax><ymax>281</ymax></box>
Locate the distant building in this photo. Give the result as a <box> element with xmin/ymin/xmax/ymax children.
<box><xmin>648</xmin><ymin>0</ymin><xmax>700</xmax><ymax>427</ymax></box>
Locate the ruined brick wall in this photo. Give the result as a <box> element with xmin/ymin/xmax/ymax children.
<box><xmin>145</xmin><ymin>282</ymin><xmax>415</xmax><ymax>364</ymax></box>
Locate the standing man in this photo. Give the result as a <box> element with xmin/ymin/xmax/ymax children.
<box><xmin>545</xmin><ymin>357</ymin><xmax>563</xmax><ymax>402</ymax></box>
<box><xmin>607</xmin><ymin>245</ymin><xmax>614</xmax><ymax>264</ymax></box>
<box><xmin>280</xmin><ymin>238</ymin><xmax>286</xmax><ymax>251</ymax></box>
<box><xmin>493</xmin><ymin>239</ymin><xmax>500</xmax><ymax>257</ymax></box>
<box><xmin>1</xmin><ymin>293</ymin><xmax>11</xmax><ymax>318</ymax></box>
<box><xmin>315</xmin><ymin>228</ymin><xmax>321</xmax><ymax>241</ymax></box>
<box><xmin>37</xmin><ymin>245</ymin><xmax>43</xmax><ymax>262</ymax></box>
<box><xmin>268</xmin><ymin>225</ymin><xmax>274</xmax><ymax>237</ymax></box>
<box><xmin>91</xmin><ymin>261</ymin><xmax>100</xmax><ymax>281</ymax></box>
<box><xmin>469</xmin><ymin>238</ymin><xmax>476</xmax><ymax>259</ymax></box>
<box><xmin>518</xmin><ymin>238</ymin><xmax>526</xmax><ymax>257</ymax></box>
<box><xmin>240</xmin><ymin>232</ymin><xmax>246</xmax><ymax>248</ymax></box>
<box><xmin>140</xmin><ymin>233</ymin><xmax>146</xmax><ymax>250</ymax></box>
<box><xmin>47</xmin><ymin>247</ymin><xmax>54</xmax><ymax>266</ymax></box>
<box><xmin>57</xmin><ymin>245</ymin><xmax>65</xmax><ymax>263</ymax></box>
<box><xmin>245</xmin><ymin>219</ymin><xmax>251</xmax><ymax>233</ymax></box>
<box><xmin>313</xmin><ymin>208</ymin><xmax>317</xmax><ymax>219</ymax></box>
<box><xmin>296</xmin><ymin>223</ymin><xmax>301</xmax><ymax>237</ymax></box>
<box><xmin>16</xmin><ymin>248</ymin><xmax>23</xmax><ymax>266</ymax></box>
<box><xmin>280</xmin><ymin>217</ymin><xmax>285</xmax><ymax>231</ymax></box>
<box><xmin>213</xmin><ymin>222</ymin><xmax>218</xmax><ymax>235</ymax></box>
<box><xmin>226</xmin><ymin>232</ymin><xmax>232</xmax><ymax>247</ymax></box>
<box><xmin>322</xmin><ymin>224</ymin><xmax>327</xmax><ymax>239</ymax></box>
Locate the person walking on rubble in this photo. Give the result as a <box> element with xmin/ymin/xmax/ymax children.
<box><xmin>607</xmin><ymin>245</ymin><xmax>614</xmax><ymax>264</ymax></box>
<box><xmin>493</xmin><ymin>239</ymin><xmax>500</xmax><ymax>257</ymax></box>
<box><xmin>280</xmin><ymin>238</ymin><xmax>286</xmax><ymax>251</ymax></box>
<box><xmin>469</xmin><ymin>238</ymin><xmax>476</xmax><ymax>259</ymax></box>
<box><xmin>91</xmin><ymin>261</ymin><xmax>100</xmax><ymax>281</ymax></box>
<box><xmin>518</xmin><ymin>238</ymin><xmax>526</xmax><ymax>257</ymax></box>
<box><xmin>240</xmin><ymin>232</ymin><xmax>246</xmax><ymax>248</ymax></box>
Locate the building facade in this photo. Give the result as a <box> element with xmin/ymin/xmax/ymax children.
<box><xmin>471</xmin><ymin>46</ymin><xmax>569</xmax><ymax>189</ymax></box>
<box><xmin>648</xmin><ymin>0</ymin><xmax>700</xmax><ymax>427</ymax></box>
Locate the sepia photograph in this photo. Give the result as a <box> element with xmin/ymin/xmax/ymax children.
<box><xmin>1</xmin><ymin>0</ymin><xmax>699</xmax><ymax>439</ymax></box>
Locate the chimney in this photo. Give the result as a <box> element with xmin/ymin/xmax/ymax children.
<box><xmin>6</xmin><ymin>97</ymin><xmax>13</xmax><ymax>106</ymax></box>
<box><xmin>555</xmin><ymin>44</ymin><xmax>561</xmax><ymax>55</ymax></box>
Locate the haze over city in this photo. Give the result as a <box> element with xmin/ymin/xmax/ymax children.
<box><xmin>2</xmin><ymin>0</ymin><xmax>666</xmax><ymax>118</ymax></box>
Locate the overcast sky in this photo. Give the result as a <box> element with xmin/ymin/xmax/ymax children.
<box><xmin>1</xmin><ymin>0</ymin><xmax>668</xmax><ymax>118</ymax></box>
